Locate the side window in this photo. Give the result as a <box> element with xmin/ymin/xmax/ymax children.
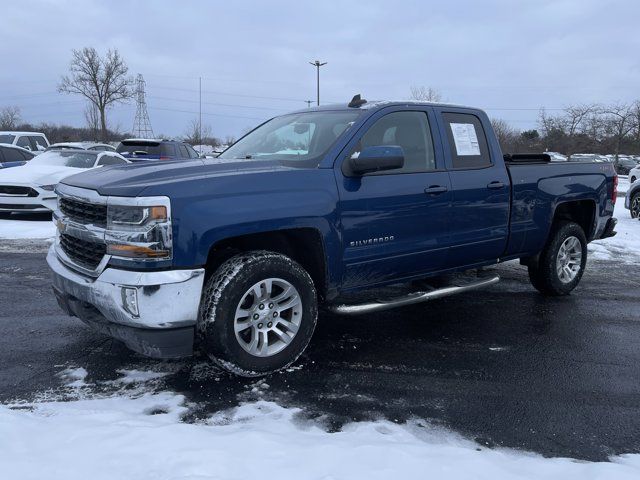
<box><xmin>30</xmin><ymin>136</ymin><xmax>48</xmax><ymax>151</ymax></box>
<box><xmin>161</xmin><ymin>144</ymin><xmax>176</xmax><ymax>157</ymax></box>
<box><xmin>4</xmin><ymin>149</ymin><xmax>25</xmax><ymax>162</ymax></box>
<box><xmin>442</xmin><ymin>113</ymin><xmax>491</xmax><ymax>169</ymax></box>
<box><xmin>350</xmin><ymin>111</ymin><xmax>436</xmax><ymax>173</ymax></box>
<box><xmin>97</xmin><ymin>154</ymin><xmax>127</xmax><ymax>166</ymax></box>
<box><xmin>178</xmin><ymin>145</ymin><xmax>190</xmax><ymax>158</ymax></box>
<box><xmin>16</xmin><ymin>136</ymin><xmax>32</xmax><ymax>150</ymax></box>
<box><xmin>186</xmin><ymin>144</ymin><xmax>199</xmax><ymax>158</ymax></box>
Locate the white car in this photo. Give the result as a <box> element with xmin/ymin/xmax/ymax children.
<box><xmin>0</xmin><ymin>131</ymin><xmax>50</xmax><ymax>155</ymax></box>
<box><xmin>0</xmin><ymin>150</ymin><xmax>129</xmax><ymax>213</ymax></box>
<box><xmin>47</xmin><ymin>142</ymin><xmax>116</xmax><ymax>152</ymax></box>
<box><xmin>630</xmin><ymin>165</ymin><xmax>640</xmax><ymax>184</ymax></box>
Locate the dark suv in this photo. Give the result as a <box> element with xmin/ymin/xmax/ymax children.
<box><xmin>116</xmin><ymin>139</ymin><xmax>200</xmax><ymax>162</ymax></box>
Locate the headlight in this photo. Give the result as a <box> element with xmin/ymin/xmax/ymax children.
<box><xmin>105</xmin><ymin>199</ymin><xmax>172</xmax><ymax>261</ymax></box>
<box><xmin>40</xmin><ymin>184</ymin><xmax>57</xmax><ymax>191</ymax></box>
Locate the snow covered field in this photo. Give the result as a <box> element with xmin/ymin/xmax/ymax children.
<box><xmin>1</xmin><ymin>368</ymin><xmax>639</xmax><ymax>480</ymax></box>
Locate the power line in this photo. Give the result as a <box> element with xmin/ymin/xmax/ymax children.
<box><xmin>150</xmin><ymin>85</ymin><xmax>310</xmax><ymax>104</ymax></box>
<box><xmin>146</xmin><ymin>95</ymin><xmax>286</xmax><ymax>112</ymax></box>
<box><xmin>147</xmin><ymin>106</ymin><xmax>267</xmax><ymax>121</ymax></box>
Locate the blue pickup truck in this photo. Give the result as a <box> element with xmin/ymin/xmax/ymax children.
<box><xmin>47</xmin><ymin>97</ymin><xmax>618</xmax><ymax>376</ymax></box>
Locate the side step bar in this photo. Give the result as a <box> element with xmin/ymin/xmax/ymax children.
<box><xmin>327</xmin><ymin>275</ymin><xmax>500</xmax><ymax>316</ymax></box>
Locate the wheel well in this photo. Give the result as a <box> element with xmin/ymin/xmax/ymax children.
<box><xmin>205</xmin><ymin>228</ymin><xmax>328</xmax><ymax>299</ymax></box>
<box><xmin>552</xmin><ymin>200</ymin><xmax>596</xmax><ymax>240</ymax></box>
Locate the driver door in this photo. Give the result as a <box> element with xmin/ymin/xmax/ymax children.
<box><xmin>335</xmin><ymin>107</ymin><xmax>452</xmax><ymax>290</ymax></box>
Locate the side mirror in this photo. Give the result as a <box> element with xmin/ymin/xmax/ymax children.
<box><xmin>349</xmin><ymin>145</ymin><xmax>404</xmax><ymax>175</ymax></box>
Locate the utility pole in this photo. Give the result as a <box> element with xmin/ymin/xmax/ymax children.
<box><xmin>199</xmin><ymin>76</ymin><xmax>202</xmax><ymax>154</ymax></box>
<box><xmin>309</xmin><ymin>60</ymin><xmax>327</xmax><ymax>106</ymax></box>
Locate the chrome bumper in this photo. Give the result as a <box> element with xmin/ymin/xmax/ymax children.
<box><xmin>47</xmin><ymin>245</ymin><xmax>205</xmax><ymax>331</ymax></box>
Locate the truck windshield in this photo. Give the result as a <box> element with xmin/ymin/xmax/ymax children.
<box><xmin>218</xmin><ymin>111</ymin><xmax>361</xmax><ymax>165</ymax></box>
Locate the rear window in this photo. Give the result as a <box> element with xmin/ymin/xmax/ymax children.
<box><xmin>0</xmin><ymin>134</ymin><xmax>16</xmax><ymax>144</ymax></box>
<box><xmin>117</xmin><ymin>142</ymin><xmax>162</xmax><ymax>156</ymax></box>
<box><xmin>442</xmin><ymin>112</ymin><xmax>492</xmax><ymax>169</ymax></box>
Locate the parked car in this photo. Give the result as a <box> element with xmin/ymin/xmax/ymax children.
<box><xmin>116</xmin><ymin>138</ymin><xmax>200</xmax><ymax>162</ymax></box>
<box><xmin>0</xmin><ymin>144</ymin><xmax>35</xmax><ymax>169</ymax></box>
<box><xmin>0</xmin><ymin>150</ymin><xmax>129</xmax><ymax>213</ymax></box>
<box><xmin>629</xmin><ymin>165</ymin><xmax>640</xmax><ymax>184</ymax></box>
<box><xmin>613</xmin><ymin>157</ymin><xmax>637</xmax><ymax>175</ymax></box>
<box><xmin>47</xmin><ymin>142</ymin><xmax>116</xmax><ymax>152</ymax></box>
<box><xmin>625</xmin><ymin>177</ymin><xmax>640</xmax><ymax>218</ymax></box>
<box><xmin>48</xmin><ymin>97</ymin><xmax>617</xmax><ymax>377</ymax></box>
<box><xmin>569</xmin><ymin>153</ymin><xmax>599</xmax><ymax>162</ymax></box>
<box><xmin>545</xmin><ymin>151</ymin><xmax>567</xmax><ymax>162</ymax></box>
<box><xmin>0</xmin><ymin>131</ymin><xmax>49</xmax><ymax>154</ymax></box>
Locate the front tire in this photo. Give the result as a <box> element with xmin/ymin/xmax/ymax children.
<box><xmin>198</xmin><ymin>251</ymin><xmax>318</xmax><ymax>377</ymax></box>
<box><xmin>527</xmin><ymin>222</ymin><xmax>587</xmax><ymax>296</ymax></box>
<box><xmin>630</xmin><ymin>192</ymin><xmax>640</xmax><ymax>219</ymax></box>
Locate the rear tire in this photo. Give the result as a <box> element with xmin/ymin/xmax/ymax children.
<box><xmin>527</xmin><ymin>222</ymin><xmax>587</xmax><ymax>296</ymax></box>
<box><xmin>198</xmin><ymin>251</ymin><xmax>318</xmax><ymax>377</ymax></box>
<box><xmin>630</xmin><ymin>192</ymin><xmax>640</xmax><ymax>219</ymax></box>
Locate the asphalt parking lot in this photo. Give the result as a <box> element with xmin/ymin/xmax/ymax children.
<box><xmin>1</xmin><ymin>244</ymin><xmax>639</xmax><ymax>462</ymax></box>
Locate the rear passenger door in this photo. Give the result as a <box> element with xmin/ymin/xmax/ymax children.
<box><xmin>336</xmin><ymin>107</ymin><xmax>452</xmax><ymax>289</ymax></box>
<box><xmin>436</xmin><ymin>109</ymin><xmax>510</xmax><ymax>267</ymax></box>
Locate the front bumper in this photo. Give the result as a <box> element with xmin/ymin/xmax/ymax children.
<box><xmin>0</xmin><ymin>184</ymin><xmax>57</xmax><ymax>212</ymax></box>
<box><xmin>47</xmin><ymin>245</ymin><xmax>205</xmax><ymax>358</ymax></box>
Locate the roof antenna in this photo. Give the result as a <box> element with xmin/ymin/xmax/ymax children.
<box><xmin>348</xmin><ymin>94</ymin><xmax>367</xmax><ymax>108</ymax></box>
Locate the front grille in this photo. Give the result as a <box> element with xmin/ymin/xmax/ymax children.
<box><xmin>60</xmin><ymin>197</ymin><xmax>107</xmax><ymax>227</ymax></box>
<box><xmin>60</xmin><ymin>234</ymin><xmax>106</xmax><ymax>269</ymax></box>
<box><xmin>0</xmin><ymin>203</ymin><xmax>45</xmax><ymax>210</ymax></box>
<box><xmin>0</xmin><ymin>185</ymin><xmax>38</xmax><ymax>197</ymax></box>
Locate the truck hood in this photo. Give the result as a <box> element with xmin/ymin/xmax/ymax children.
<box><xmin>61</xmin><ymin>158</ymin><xmax>298</xmax><ymax>196</ymax></box>
<box><xmin>0</xmin><ymin>164</ymin><xmax>86</xmax><ymax>186</ymax></box>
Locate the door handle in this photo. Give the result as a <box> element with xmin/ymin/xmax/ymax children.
<box><xmin>487</xmin><ymin>181</ymin><xmax>505</xmax><ymax>190</ymax></box>
<box><xmin>424</xmin><ymin>185</ymin><xmax>448</xmax><ymax>195</ymax></box>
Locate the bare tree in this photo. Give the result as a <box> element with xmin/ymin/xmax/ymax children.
<box><xmin>183</xmin><ymin>118</ymin><xmax>214</xmax><ymax>145</ymax></box>
<box><xmin>491</xmin><ymin>118</ymin><xmax>518</xmax><ymax>152</ymax></box>
<box><xmin>409</xmin><ymin>86</ymin><xmax>443</xmax><ymax>102</ymax></box>
<box><xmin>601</xmin><ymin>103</ymin><xmax>637</xmax><ymax>160</ymax></box>
<box><xmin>0</xmin><ymin>106</ymin><xmax>21</xmax><ymax>130</ymax></box>
<box><xmin>58</xmin><ymin>47</ymin><xmax>134</xmax><ymax>141</ymax></box>
<box><xmin>84</xmin><ymin>104</ymin><xmax>101</xmax><ymax>141</ymax></box>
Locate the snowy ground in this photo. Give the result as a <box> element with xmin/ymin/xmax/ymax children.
<box><xmin>1</xmin><ymin>368</ymin><xmax>639</xmax><ymax>480</ymax></box>
<box><xmin>0</xmin><ymin>215</ymin><xmax>55</xmax><ymax>240</ymax></box>
<box><xmin>588</xmin><ymin>194</ymin><xmax>639</xmax><ymax>263</ymax></box>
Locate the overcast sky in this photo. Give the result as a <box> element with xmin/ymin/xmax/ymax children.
<box><xmin>2</xmin><ymin>0</ymin><xmax>639</xmax><ymax>139</ymax></box>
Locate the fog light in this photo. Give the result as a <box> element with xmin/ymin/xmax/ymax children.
<box><xmin>121</xmin><ymin>287</ymin><xmax>139</xmax><ymax>317</ymax></box>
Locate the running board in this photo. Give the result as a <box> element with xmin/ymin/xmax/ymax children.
<box><xmin>327</xmin><ymin>275</ymin><xmax>500</xmax><ymax>315</ymax></box>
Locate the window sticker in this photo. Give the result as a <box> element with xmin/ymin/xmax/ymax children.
<box><xmin>450</xmin><ymin>123</ymin><xmax>480</xmax><ymax>156</ymax></box>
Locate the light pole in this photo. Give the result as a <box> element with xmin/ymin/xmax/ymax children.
<box><xmin>309</xmin><ymin>60</ymin><xmax>327</xmax><ymax>106</ymax></box>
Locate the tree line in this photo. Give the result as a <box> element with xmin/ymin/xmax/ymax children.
<box><xmin>493</xmin><ymin>103</ymin><xmax>640</xmax><ymax>157</ymax></box>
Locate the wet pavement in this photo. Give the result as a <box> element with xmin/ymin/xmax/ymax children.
<box><xmin>1</xmin><ymin>247</ymin><xmax>639</xmax><ymax>461</ymax></box>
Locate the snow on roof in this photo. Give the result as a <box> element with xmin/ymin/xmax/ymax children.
<box><xmin>0</xmin><ymin>131</ymin><xmax>47</xmax><ymax>136</ymax></box>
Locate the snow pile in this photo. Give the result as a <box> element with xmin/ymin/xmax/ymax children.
<box><xmin>589</xmin><ymin>200</ymin><xmax>640</xmax><ymax>263</ymax></box>
<box><xmin>618</xmin><ymin>175</ymin><xmax>630</xmax><ymax>195</ymax></box>
<box><xmin>0</xmin><ymin>217</ymin><xmax>55</xmax><ymax>239</ymax></box>
<box><xmin>1</xmin><ymin>371</ymin><xmax>639</xmax><ymax>480</ymax></box>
